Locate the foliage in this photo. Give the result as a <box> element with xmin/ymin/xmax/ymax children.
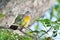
<box><xmin>57</xmin><ymin>0</ymin><xmax>60</xmax><ymax>4</ymax></box>
<box><xmin>32</xmin><ymin>0</ymin><xmax>60</xmax><ymax>40</ymax></box>
<box><xmin>0</xmin><ymin>29</ymin><xmax>33</xmax><ymax>40</ymax></box>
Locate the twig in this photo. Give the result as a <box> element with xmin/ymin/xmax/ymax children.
<box><xmin>39</xmin><ymin>26</ymin><xmax>52</xmax><ymax>38</ymax></box>
<box><xmin>0</xmin><ymin>26</ymin><xmax>9</xmax><ymax>29</ymax></box>
<box><xmin>19</xmin><ymin>30</ymin><xmax>34</xmax><ymax>38</ymax></box>
<box><xmin>33</xmin><ymin>31</ymin><xmax>39</xmax><ymax>40</ymax></box>
<box><xmin>0</xmin><ymin>26</ymin><xmax>34</xmax><ymax>38</ymax></box>
<box><xmin>27</xmin><ymin>27</ymin><xmax>33</xmax><ymax>32</ymax></box>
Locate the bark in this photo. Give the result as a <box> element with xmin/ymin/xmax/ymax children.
<box><xmin>0</xmin><ymin>0</ymin><xmax>55</xmax><ymax>27</ymax></box>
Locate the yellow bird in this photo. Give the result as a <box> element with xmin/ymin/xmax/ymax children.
<box><xmin>10</xmin><ymin>11</ymin><xmax>31</xmax><ymax>30</ymax></box>
<box><xmin>20</xmin><ymin>15</ymin><xmax>31</xmax><ymax>28</ymax></box>
<box><xmin>19</xmin><ymin>14</ymin><xmax>31</xmax><ymax>31</ymax></box>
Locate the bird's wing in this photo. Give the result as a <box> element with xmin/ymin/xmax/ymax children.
<box><xmin>14</xmin><ymin>14</ymin><xmax>25</xmax><ymax>24</ymax></box>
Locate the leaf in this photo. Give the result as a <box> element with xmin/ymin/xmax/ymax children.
<box><xmin>56</xmin><ymin>13</ymin><xmax>60</xmax><ymax>21</ymax></box>
<box><xmin>52</xmin><ymin>21</ymin><xmax>58</xmax><ymax>24</ymax></box>
<box><xmin>33</xmin><ymin>30</ymin><xmax>39</xmax><ymax>33</ymax></box>
<box><xmin>35</xmin><ymin>24</ymin><xmax>39</xmax><ymax>30</ymax></box>
<box><xmin>52</xmin><ymin>31</ymin><xmax>57</xmax><ymax>37</ymax></box>
<box><xmin>53</xmin><ymin>25</ymin><xmax>59</xmax><ymax>30</ymax></box>
<box><xmin>0</xmin><ymin>13</ymin><xmax>5</xmax><ymax>19</ymax></box>
<box><xmin>40</xmin><ymin>30</ymin><xmax>47</xmax><ymax>33</ymax></box>
<box><xmin>27</xmin><ymin>31</ymin><xmax>33</xmax><ymax>35</ymax></box>
<box><xmin>35</xmin><ymin>18</ymin><xmax>41</xmax><ymax>22</ymax></box>
<box><xmin>57</xmin><ymin>0</ymin><xmax>60</xmax><ymax>4</ymax></box>
<box><xmin>50</xmin><ymin>9</ymin><xmax>54</xmax><ymax>19</ymax></box>
<box><xmin>0</xmin><ymin>29</ymin><xmax>33</xmax><ymax>40</ymax></box>
<box><xmin>44</xmin><ymin>19</ymin><xmax>50</xmax><ymax>24</ymax></box>
<box><xmin>43</xmin><ymin>19</ymin><xmax>51</xmax><ymax>27</ymax></box>
<box><xmin>54</xmin><ymin>5</ymin><xmax>60</xmax><ymax>12</ymax></box>
<box><xmin>35</xmin><ymin>18</ymin><xmax>44</xmax><ymax>23</ymax></box>
<box><xmin>30</xmin><ymin>30</ymin><xmax>40</xmax><ymax>33</ymax></box>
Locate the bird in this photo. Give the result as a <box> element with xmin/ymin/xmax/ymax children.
<box><xmin>10</xmin><ymin>11</ymin><xmax>31</xmax><ymax>31</ymax></box>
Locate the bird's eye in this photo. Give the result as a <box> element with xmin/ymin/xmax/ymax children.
<box><xmin>25</xmin><ymin>11</ymin><xmax>30</xmax><ymax>14</ymax></box>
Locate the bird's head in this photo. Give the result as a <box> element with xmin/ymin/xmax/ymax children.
<box><xmin>24</xmin><ymin>11</ymin><xmax>31</xmax><ymax>16</ymax></box>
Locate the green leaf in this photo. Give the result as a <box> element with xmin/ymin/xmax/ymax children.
<box><xmin>57</xmin><ymin>0</ymin><xmax>60</xmax><ymax>4</ymax></box>
<box><xmin>32</xmin><ymin>30</ymin><xmax>39</xmax><ymax>33</ymax></box>
<box><xmin>54</xmin><ymin>5</ymin><xmax>60</xmax><ymax>12</ymax></box>
<box><xmin>0</xmin><ymin>29</ymin><xmax>33</xmax><ymax>40</ymax></box>
<box><xmin>52</xmin><ymin>21</ymin><xmax>58</xmax><ymax>24</ymax></box>
<box><xmin>27</xmin><ymin>31</ymin><xmax>33</xmax><ymax>35</ymax></box>
<box><xmin>40</xmin><ymin>30</ymin><xmax>47</xmax><ymax>33</ymax></box>
<box><xmin>35</xmin><ymin>24</ymin><xmax>39</xmax><ymax>30</ymax></box>
<box><xmin>52</xmin><ymin>31</ymin><xmax>57</xmax><ymax>37</ymax></box>
<box><xmin>53</xmin><ymin>25</ymin><xmax>59</xmax><ymax>30</ymax></box>
<box><xmin>35</xmin><ymin>18</ymin><xmax>41</xmax><ymax>22</ymax></box>
<box><xmin>43</xmin><ymin>19</ymin><xmax>51</xmax><ymax>27</ymax></box>
<box><xmin>56</xmin><ymin>13</ymin><xmax>60</xmax><ymax>21</ymax></box>
<box><xmin>35</xmin><ymin>18</ymin><xmax>44</xmax><ymax>23</ymax></box>
<box><xmin>0</xmin><ymin>13</ymin><xmax>5</xmax><ymax>19</ymax></box>
<box><xmin>50</xmin><ymin>9</ymin><xmax>54</xmax><ymax>19</ymax></box>
<box><xmin>44</xmin><ymin>19</ymin><xmax>50</xmax><ymax>24</ymax></box>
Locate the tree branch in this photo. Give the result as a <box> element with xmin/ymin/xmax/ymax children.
<box><xmin>19</xmin><ymin>30</ymin><xmax>34</xmax><ymax>38</ymax></box>
<box><xmin>0</xmin><ymin>26</ymin><xmax>34</xmax><ymax>38</ymax></box>
<box><xmin>0</xmin><ymin>26</ymin><xmax>9</xmax><ymax>29</ymax></box>
<box><xmin>39</xmin><ymin>26</ymin><xmax>52</xmax><ymax>38</ymax></box>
